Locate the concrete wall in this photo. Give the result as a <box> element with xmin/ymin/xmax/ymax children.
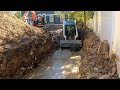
<box><xmin>93</xmin><ymin>11</ymin><xmax>120</xmax><ymax>77</ymax></box>
<box><xmin>94</xmin><ymin>11</ymin><xmax>120</xmax><ymax>56</ymax></box>
<box><xmin>112</xmin><ymin>12</ymin><xmax>120</xmax><ymax>55</ymax></box>
<box><xmin>93</xmin><ymin>11</ymin><xmax>98</xmax><ymax>33</ymax></box>
<box><xmin>93</xmin><ymin>11</ymin><xmax>116</xmax><ymax>50</ymax></box>
<box><xmin>87</xmin><ymin>18</ymin><xmax>94</xmax><ymax>30</ymax></box>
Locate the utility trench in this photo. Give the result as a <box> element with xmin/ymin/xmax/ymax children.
<box><xmin>0</xmin><ymin>12</ymin><xmax>118</xmax><ymax>79</ymax></box>
<box><xmin>26</xmin><ymin>49</ymin><xmax>82</xmax><ymax>79</ymax></box>
<box><xmin>24</xmin><ymin>28</ymin><xmax>118</xmax><ymax>79</ymax></box>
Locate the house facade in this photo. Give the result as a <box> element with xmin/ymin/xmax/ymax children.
<box><xmin>21</xmin><ymin>11</ymin><xmax>64</xmax><ymax>25</ymax></box>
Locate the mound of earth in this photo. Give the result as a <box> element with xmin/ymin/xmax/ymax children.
<box><xmin>79</xmin><ymin>29</ymin><xmax>118</xmax><ymax>79</ymax></box>
<box><xmin>0</xmin><ymin>11</ymin><xmax>54</xmax><ymax>79</ymax></box>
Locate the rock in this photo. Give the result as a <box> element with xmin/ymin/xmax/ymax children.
<box><xmin>94</xmin><ymin>67</ymin><xmax>99</xmax><ymax>72</ymax></box>
<box><xmin>111</xmin><ymin>67</ymin><xmax>117</xmax><ymax>76</ymax></box>
<box><xmin>86</xmin><ymin>73</ymin><xmax>98</xmax><ymax>79</ymax></box>
<box><xmin>99</xmin><ymin>74</ymin><xmax>110</xmax><ymax>79</ymax></box>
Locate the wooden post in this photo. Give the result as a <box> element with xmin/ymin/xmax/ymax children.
<box><xmin>84</xmin><ymin>11</ymin><xmax>86</xmax><ymax>30</ymax></box>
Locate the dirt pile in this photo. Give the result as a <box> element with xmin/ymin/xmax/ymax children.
<box><xmin>79</xmin><ymin>29</ymin><xmax>118</xmax><ymax>79</ymax></box>
<box><xmin>0</xmin><ymin>11</ymin><xmax>54</xmax><ymax>79</ymax></box>
<box><xmin>49</xmin><ymin>29</ymin><xmax>63</xmax><ymax>48</ymax></box>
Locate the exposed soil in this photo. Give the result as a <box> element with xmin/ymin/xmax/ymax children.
<box><xmin>79</xmin><ymin>29</ymin><xmax>118</xmax><ymax>79</ymax></box>
<box><xmin>0</xmin><ymin>11</ymin><xmax>118</xmax><ymax>79</ymax></box>
<box><xmin>25</xmin><ymin>28</ymin><xmax>119</xmax><ymax>79</ymax></box>
<box><xmin>0</xmin><ymin>11</ymin><xmax>54</xmax><ymax>79</ymax></box>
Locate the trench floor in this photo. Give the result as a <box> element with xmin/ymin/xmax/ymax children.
<box><xmin>25</xmin><ymin>49</ymin><xmax>82</xmax><ymax>79</ymax></box>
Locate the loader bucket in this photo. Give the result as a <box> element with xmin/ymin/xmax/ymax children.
<box><xmin>60</xmin><ymin>40</ymin><xmax>82</xmax><ymax>51</ymax></box>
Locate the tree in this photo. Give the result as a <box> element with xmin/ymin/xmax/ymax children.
<box><xmin>58</xmin><ymin>11</ymin><xmax>94</xmax><ymax>23</ymax></box>
<box><xmin>58</xmin><ymin>11</ymin><xmax>73</xmax><ymax>18</ymax></box>
<box><xmin>84</xmin><ymin>11</ymin><xmax>86</xmax><ymax>30</ymax></box>
<box><xmin>14</xmin><ymin>11</ymin><xmax>21</xmax><ymax>19</ymax></box>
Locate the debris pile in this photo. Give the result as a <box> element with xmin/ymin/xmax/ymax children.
<box><xmin>0</xmin><ymin>11</ymin><xmax>54</xmax><ymax>79</ymax></box>
<box><xmin>79</xmin><ymin>29</ymin><xmax>118</xmax><ymax>79</ymax></box>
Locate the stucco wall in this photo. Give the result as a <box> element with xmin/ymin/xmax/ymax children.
<box><xmin>94</xmin><ymin>11</ymin><xmax>115</xmax><ymax>49</ymax></box>
<box><xmin>94</xmin><ymin>11</ymin><xmax>120</xmax><ymax>78</ymax></box>
<box><xmin>114</xmin><ymin>12</ymin><xmax>120</xmax><ymax>56</ymax></box>
<box><xmin>96</xmin><ymin>11</ymin><xmax>120</xmax><ymax>56</ymax></box>
<box><xmin>93</xmin><ymin>12</ymin><xmax>98</xmax><ymax>33</ymax></box>
<box><xmin>87</xmin><ymin>18</ymin><xmax>94</xmax><ymax>30</ymax></box>
<box><xmin>114</xmin><ymin>12</ymin><xmax>120</xmax><ymax>78</ymax></box>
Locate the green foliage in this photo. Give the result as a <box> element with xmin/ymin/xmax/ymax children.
<box><xmin>67</xmin><ymin>26</ymin><xmax>75</xmax><ymax>31</ymax></box>
<box><xmin>58</xmin><ymin>11</ymin><xmax>94</xmax><ymax>23</ymax></box>
<box><xmin>14</xmin><ymin>11</ymin><xmax>21</xmax><ymax>19</ymax></box>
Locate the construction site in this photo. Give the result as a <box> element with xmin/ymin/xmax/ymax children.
<box><xmin>0</xmin><ymin>11</ymin><xmax>119</xmax><ymax>79</ymax></box>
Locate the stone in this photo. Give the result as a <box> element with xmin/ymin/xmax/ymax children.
<box><xmin>99</xmin><ymin>74</ymin><xmax>110</xmax><ymax>79</ymax></box>
<box><xmin>94</xmin><ymin>67</ymin><xmax>99</xmax><ymax>72</ymax></box>
<box><xmin>111</xmin><ymin>67</ymin><xmax>117</xmax><ymax>76</ymax></box>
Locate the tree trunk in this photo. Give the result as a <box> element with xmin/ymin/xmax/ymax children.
<box><xmin>84</xmin><ymin>11</ymin><xmax>86</xmax><ymax>30</ymax></box>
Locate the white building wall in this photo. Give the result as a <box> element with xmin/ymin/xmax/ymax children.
<box><xmin>94</xmin><ymin>11</ymin><xmax>115</xmax><ymax>50</ymax></box>
<box><xmin>111</xmin><ymin>12</ymin><xmax>119</xmax><ymax>54</ymax></box>
<box><xmin>97</xmin><ymin>11</ymin><xmax>102</xmax><ymax>36</ymax></box>
<box><xmin>94</xmin><ymin>11</ymin><xmax>120</xmax><ymax>77</ymax></box>
<box><xmin>112</xmin><ymin>12</ymin><xmax>120</xmax><ymax>77</ymax></box>
<box><xmin>100</xmin><ymin>11</ymin><xmax>114</xmax><ymax>47</ymax></box>
<box><xmin>117</xmin><ymin>36</ymin><xmax>120</xmax><ymax>56</ymax></box>
<box><xmin>96</xmin><ymin>11</ymin><xmax>120</xmax><ymax>56</ymax></box>
<box><xmin>86</xmin><ymin>18</ymin><xmax>94</xmax><ymax>30</ymax></box>
<box><xmin>93</xmin><ymin>11</ymin><xmax>98</xmax><ymax>33</ymax></box>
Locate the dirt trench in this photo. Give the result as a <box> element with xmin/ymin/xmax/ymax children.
<box><xmin>0</xmin><ymin>12</ymin><xmax>118</xmax><ymax>79</ymax></box>
<box><xmin>24</xmin><ymin>27</ymin><xmax>118</xmax><ymax>79</ymax></box>
<box><xmin>24</xmin><ymin>49</ymin><xmax>81</xmax><ymax>79</ymax></box>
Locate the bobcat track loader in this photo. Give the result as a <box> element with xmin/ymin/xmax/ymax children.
<box><xmin>60</xmin><ymin>18</ymin><xmax>82</xmax><ymax>51</ymax></box>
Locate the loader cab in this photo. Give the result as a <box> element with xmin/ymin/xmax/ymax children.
<box><xmin>60</xmin><ymin>18</ymin><xmax>82</xmax><ymax>50</ymax></box>
<box><xmin>63</xmin><ymin>18</ymin><xmax>78</xmax><ymax>40</ymax></box>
